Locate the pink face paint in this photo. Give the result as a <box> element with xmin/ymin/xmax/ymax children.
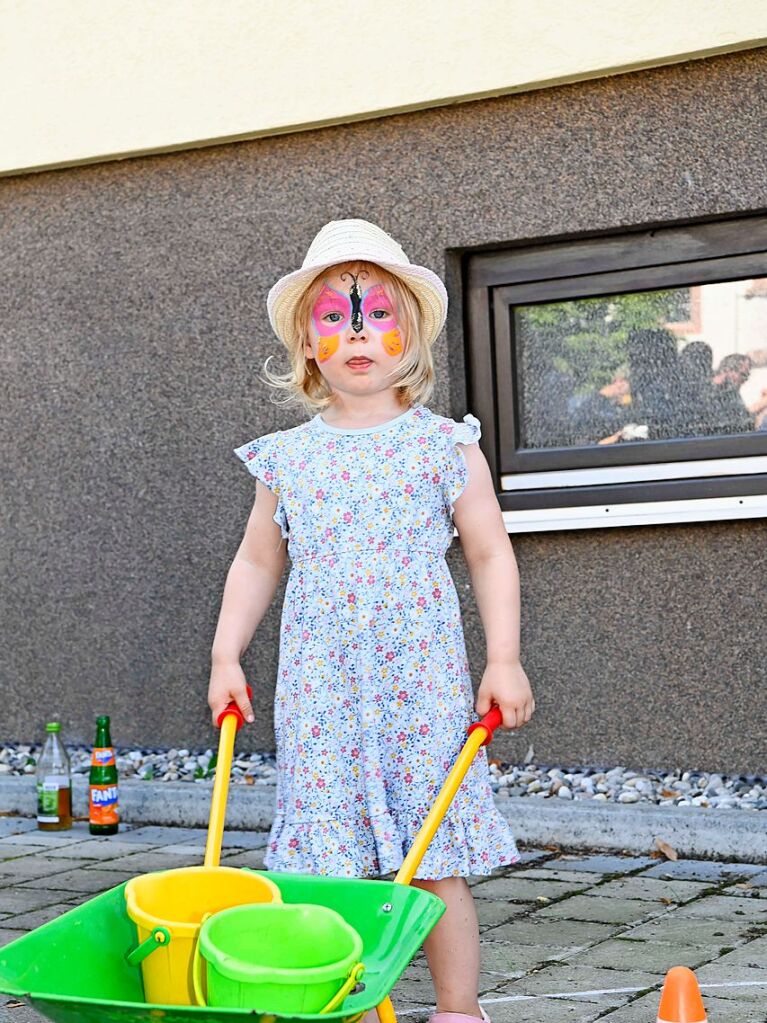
<box><xmin>362</xmin><ymin>284</ymin><xmax>395</xmax><ymax>326</ymax></box>
<box><xmin>312</xmin><ymin>285</ymin><xmax>350</xmax><ymax>338</ymax></box>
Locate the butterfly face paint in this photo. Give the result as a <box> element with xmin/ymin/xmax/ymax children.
<box><xmin>310</xmin><ymin>276</ymin><xmax>403</xmax><ymax>363</ymax></box>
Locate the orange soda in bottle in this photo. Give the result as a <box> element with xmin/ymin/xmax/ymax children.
<box><xmin>89</xmin><ymin>715</ymin><xmax>119</xmax><ymax>835</ymax></box>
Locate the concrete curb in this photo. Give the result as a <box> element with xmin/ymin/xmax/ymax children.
<box><xmin>493</xmin><ymin>795</ymin><xmax>767</xmax><ymax>864</ymax></box>
<box><xmin>2</xmin><ymin>776</ymin><xmax>765</xmax><ymax>863</ymax></box>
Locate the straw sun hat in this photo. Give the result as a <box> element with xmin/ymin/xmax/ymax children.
<box><xmin>266</xmin><ymin>219</ymin><xmax>448</xmax><ymax>349</ymax></box>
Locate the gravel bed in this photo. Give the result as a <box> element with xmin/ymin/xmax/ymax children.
<box><xmin>3</xmin><ymin>744</ymin><xmax>766</xmax><ymax>810</ymax></box>
<box><xmin>1</xmin><ymin>745</ymin><xmax>278</xmax><ymax>786</ymax></box>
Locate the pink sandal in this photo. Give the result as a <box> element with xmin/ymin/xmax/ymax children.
<box><xmin>428</xmin><ymin>1008</ymin><xmax>491</xmax><ymax>1023</ymax></box>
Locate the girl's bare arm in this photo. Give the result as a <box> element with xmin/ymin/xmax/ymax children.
<box><xmin>451</xmin><ymin>443</ymin><xmax>535</xmax><ymax>729</ymax></box>
<box><xmin>209</xmin><ymin>479</ymin><xmax>287</xmax><ymax>724</ymax></box>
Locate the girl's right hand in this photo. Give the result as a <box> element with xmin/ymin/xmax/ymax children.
<box><xmin>208</xmin><ymin>662</ymin><xmax>255</xmax><ymax>727</ymax></box>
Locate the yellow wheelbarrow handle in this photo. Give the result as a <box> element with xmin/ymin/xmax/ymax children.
<box><xmin>395</xmin><ymin>706</ymin><xmax>504</xmax><ymax>885</ymax></box>
<box><xmin>204</xmin><ymin>685</ymin><xmax>253</xmax><ymax>869</ymax></box>
<box><xmin>370</xmin><ymin>708</ymin><xmax>503</xmax><ymax>1023</ymax></box>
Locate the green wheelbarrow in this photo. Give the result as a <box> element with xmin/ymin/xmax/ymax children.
<box><xmin>0</xmin><ymin>706</ymin><xmax>504</xmax><ymax>1023</ymax></box>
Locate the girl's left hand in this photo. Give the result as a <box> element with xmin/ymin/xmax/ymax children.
<box><xmin>476</xmin><ymin>660</ymin><xmax>535</xmax><ymax>730</ymax></box>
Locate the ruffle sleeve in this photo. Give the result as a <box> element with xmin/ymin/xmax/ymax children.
<box><xmin>233</xmin><ymin>432</ymin><xmax>289</xmax><ymax>539</ymax></box>
<box><xmin>443</xmin><ymin>412</ymin><xmax>482</xmax><ymax>517</ymax></box>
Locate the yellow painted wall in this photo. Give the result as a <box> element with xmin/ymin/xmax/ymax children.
<box><xmin>2</xmin><ymin>0</ymin><xmax>765</xmax><ymax>175</ymax></box>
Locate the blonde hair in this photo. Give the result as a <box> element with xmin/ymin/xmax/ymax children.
<box><xmin>259</xmin><ymin>261</ymin><xmax>436</xmax><ymax>414</ymax></box>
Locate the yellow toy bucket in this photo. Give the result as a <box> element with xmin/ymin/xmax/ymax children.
<box><xmin>125</xmin><ymin>865</ymin><xmax>281</xmax><ymax>1005</ymax></box>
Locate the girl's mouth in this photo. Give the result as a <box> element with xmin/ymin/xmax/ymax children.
<box><xmin>347</xmin><ymin>358</ymin><xmax>372</xmax><ymax>369</ymax></box>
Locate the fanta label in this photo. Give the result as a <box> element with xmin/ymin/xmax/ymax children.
<box><xmin>89</xmin><ymin>784</ymin><xmax>119</xmax><ymax>825</ymax></box>
<box><xmin>91</xmin><ymin>747</ymin><xmax>115</xmax><ymax>767</ymax></box>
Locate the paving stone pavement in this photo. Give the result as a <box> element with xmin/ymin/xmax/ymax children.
<box><xmin>0</xmin><ymin>819</ymin><xmax>765</xmax><ymax>1023</ymax></box>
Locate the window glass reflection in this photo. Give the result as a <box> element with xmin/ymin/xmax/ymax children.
<box><xmin>516</xmin><ymin>279</ymin><xmax>767</xmax><ymax>448</ymax></box>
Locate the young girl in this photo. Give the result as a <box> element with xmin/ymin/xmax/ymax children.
<box><xmin>209</xmin><ymin>219</ymin><xmax>535</xmax><ymax>1023</ymax></box>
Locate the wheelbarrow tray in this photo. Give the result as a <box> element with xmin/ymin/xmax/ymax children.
<box><xmin>0</xmin><ymin>868</ymin><xmax>445</xmax><ymax>1023</ymax></box>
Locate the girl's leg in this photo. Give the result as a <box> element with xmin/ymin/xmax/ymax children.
<box><xmin>411</xmin><ymin>876</ymin><xmax>482</xmax><ymax>1018</ymax></box>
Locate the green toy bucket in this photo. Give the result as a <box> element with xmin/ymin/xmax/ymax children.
<box><xmin>195</xmin><ymin>902</ymin><xmax>364</xmax><ymax>1013</ymax></box>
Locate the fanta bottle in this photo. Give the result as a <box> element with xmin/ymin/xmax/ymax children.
<box><xmin>89</xmin><ymin>715</ymin><xmax>119</xmax><ymax>835</ymax></box>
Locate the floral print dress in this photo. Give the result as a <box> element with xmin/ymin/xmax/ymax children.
<box><xmin>234</xmin><ymin>403</ymin><xmax>520</xmax><ymax>879</ymax></box>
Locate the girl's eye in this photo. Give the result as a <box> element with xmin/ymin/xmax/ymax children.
<box><xmin>370</xmin><ymin>309</ymin><xmax>391</xmax><ymax>320</ymax></box>
<box><xmin>324</xmin><ymin>311</ymin><xmax>343</xmax><ymax>323</ymax></box>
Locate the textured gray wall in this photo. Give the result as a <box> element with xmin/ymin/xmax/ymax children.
<box><xmin>3</xmin><ymin>50</ymin><xmax>766</xmax><ymax>771</ymax></box>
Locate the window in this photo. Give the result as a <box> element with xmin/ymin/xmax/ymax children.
<box><xmin>463</xmin><ymin>214</ymin><xmax>767</xmax><ymax>531</ymax></box>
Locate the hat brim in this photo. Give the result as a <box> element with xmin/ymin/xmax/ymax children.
<box><xmin>267</xmin><ymin>253</ymin><xmax>448</xmax><ymax>349</ymax></box>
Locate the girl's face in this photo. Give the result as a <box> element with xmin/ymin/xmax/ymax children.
<box><xmin>304</xmin><ymin>266</ymin><xmax>405</xmax><ymax>397</ymax></box>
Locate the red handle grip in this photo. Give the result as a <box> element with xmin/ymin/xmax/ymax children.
<box><xmin>467</xmin><ymin>705</ymin><xmax>503</xmax><ymax>746</ymax></box>
<box><xmin>216</xmin><ymin>684</ymin><xmax>253</xmax><ymax>731</ymax></box>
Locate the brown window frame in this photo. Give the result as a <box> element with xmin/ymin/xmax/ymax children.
<box><xmin>463</xmin><ymin>212</ymin><xmax>767</xmax><ymax>524</ymax></box>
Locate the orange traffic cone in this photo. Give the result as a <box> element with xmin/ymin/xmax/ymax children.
<box><xmin>656</xmin><ymin>966</ymin><xmax>707</xmax><ymax>1023</ymax></box>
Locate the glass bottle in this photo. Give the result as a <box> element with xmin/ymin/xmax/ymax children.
<box><xmin>36</xmin><ymin>722</ymin><xmax>72</xmax><ymax>831</ymax></box>
<box><xmin>89</xmin><ymin>715</ymin><xmax>119</xmax><ymax>835</ymax></box>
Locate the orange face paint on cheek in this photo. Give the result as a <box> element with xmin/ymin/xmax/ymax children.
<box><xmin>317</xmin><ymin>334</ymin><xmax>340</xmax><ymax>362</ymax></box>
<box><xmin>381</xmin><ymin>328</ymin><xmax>403</xmax><ymax>356</ymax></box>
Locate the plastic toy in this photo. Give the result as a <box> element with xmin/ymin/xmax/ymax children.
<box><xmin>0</xmin><ymin>700</ymin><xmax>505</xmax><ymax>1023</ymax></box>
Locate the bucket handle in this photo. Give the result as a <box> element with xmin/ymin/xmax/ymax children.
<box><xmin>192</xmin><ymin>937</ymin><xmax>206</xmax><ymax>1007</ymax></box>
<box><xmin>125</xmin><ymin>926</ymin><xmax>171</xmax><ymax>967</ymax></box>
<box><xmin>320</xmin><ymin>962</ymin><xmax>366</xmax><ymax>1015</ymax></box>
<box><xmin>192</xmin><ymin>913</ymin><xmax>213</xmax><ymax>1007</ymax></box>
